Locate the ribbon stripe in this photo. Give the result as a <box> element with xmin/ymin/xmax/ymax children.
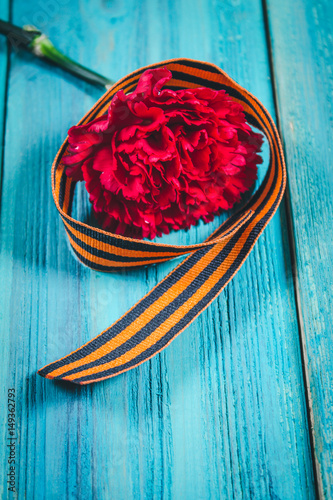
<box><xmin>38</xmin><ymin>58</ymin><xmax>286</xmax><ymax>384</ymax></box>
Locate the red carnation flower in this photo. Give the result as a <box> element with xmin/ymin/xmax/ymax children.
<box><xmin>64</xmin><ymin>68</ymin><xmax>263</xmax><ymax>239</ymax></box>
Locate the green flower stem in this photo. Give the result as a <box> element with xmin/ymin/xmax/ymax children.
<box><xmin>28</xmin><ymin>31</ymin><xmax>114</xmax><ymax>89</ymax></box>
<box><xmin>0</xmin><ymin>20</ymin><xmax>113</xmax><ymax>89</ymax></box>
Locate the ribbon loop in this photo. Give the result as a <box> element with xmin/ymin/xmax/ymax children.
<box><xmin>38</xmin><ymin>59</ymin><xmax>286</xmax><ymax>384</ymax></box>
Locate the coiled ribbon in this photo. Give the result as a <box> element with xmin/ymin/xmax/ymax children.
<box><xmin>38</xmin><ymin>58</ymin><xmax>286</xmax><ymax>384</ymax></box>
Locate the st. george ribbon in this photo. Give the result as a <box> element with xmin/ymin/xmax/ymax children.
<box><xmin>38</xmin><ymin>59</ymin><xmax>286</xmax><ymax>385</ymax></box>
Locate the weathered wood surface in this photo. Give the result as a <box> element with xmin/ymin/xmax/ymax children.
<box><xmin>0</xmin><ymin>0</ymin><xmax>8</xmax><ymax>192</ymax></box>
<box><xmin>1</xmin><ymin>0</ymin><xmax>331</xmax><ymax>497</ymax></box>
<box><xmin>266</xmin><ymin>0</ymin><xmax>333</xmax><ymax>496</ymax></box>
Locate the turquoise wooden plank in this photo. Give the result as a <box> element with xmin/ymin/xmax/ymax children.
<box><xmin>265</xmin><ymin>0</ymin><xmax>333</xmax><ymax>496</ymax></box>
<box><xmin>0</xmin><ymin>0</ymin><xmax>9</xmax><ymax>193</ymax></box>
<box><xmin>0</xmin><ymin>0</ymin><xmax>10</xmax><ymax>493</ymax></box>
<box><xmin>0</xmin><ymin>0</ymin><xmax>315</xmax><ymax>499</ymax></box>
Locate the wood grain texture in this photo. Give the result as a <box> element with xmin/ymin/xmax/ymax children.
<box><xmin>0</xmin><ymin>0</ymin><xmax>9</xmax><ymax>192</ymax></box>
<box><xmin>266</xmin><ymin>0</ymin><xmax>333</xmax><ymax>496</ymax></box>
<box><xmin>0</xmin><ymin>0</ymin><xmax>316</xmax><ymax>498</ymax></box>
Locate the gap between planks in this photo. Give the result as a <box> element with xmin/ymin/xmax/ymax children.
<box><xmin>0</xmin><ymin>2</ymin><xmax>11</xmax><ymax>205</ymax></box>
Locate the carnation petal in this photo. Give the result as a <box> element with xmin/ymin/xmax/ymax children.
<box><xmin>64</xmin><ymin>67</ymin><xmax>263</xmax><ymax>239</ymax></box>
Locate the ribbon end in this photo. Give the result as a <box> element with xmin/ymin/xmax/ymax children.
<box><xmin>38</xmin><ymin>368</ymin><xmax>85</xmax><ymax>385</ymax></box>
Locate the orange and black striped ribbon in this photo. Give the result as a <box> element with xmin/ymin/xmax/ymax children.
<box><xmin>38</xmin><ymin>58</ymin><xmax>286</xmax><ymax>385</ymax></box>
